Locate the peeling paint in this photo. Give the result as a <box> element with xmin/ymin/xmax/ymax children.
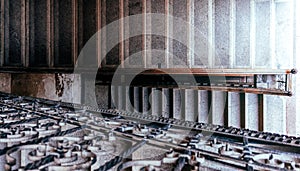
<box><xmin>0</xmin><ymin>73</ymin><xmax>11</xmax><ymax>93</ymax></box>
<box><xmin>55</xmin><ymin>73</ymin><xmax>64</xmax><ymax>97</ymax></box>
<box><xmin>54</xmin><ymin>73</ymin><xmax>74</xmax><ymax>97</ymax></box>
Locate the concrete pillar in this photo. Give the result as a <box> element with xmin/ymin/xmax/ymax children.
<box><xmin>214</xmin><ymin>0</ymin><xmax>231</xmax><ymax>68</ymax></box>
<box><xmin>162</xmin><ymin>88</ymin><xmax>171</xmax><ymax>118</ymax></box>
<box><xmin>228</xmin><ymin>92</ymin><xmax>245</xmax><ymax>128</ymax></box>
<box><xmin>118</xmin><ymin>86</ymin><xmax>125</xmax><ymax>110</ymax></box>
<box><xmin>185</xmin><ymin>89</ymin><xmax>197</xmax><ymax>121</ymax></box>
<box><xmin>211</xmin><ymin>91</ymin><xmax>227</xmax><ymax>125</ymax></box>
<box><xmin>173</xmin><ymin>88</ymin><xmax>183</xmax><ymax>120</ymax></box>
<box><xmin>198</xmin><ymin>90</ymin><xmax>210</xmax><ymax>123</ymax></box>
<box><xmin>142</xmin><ymin>87</ymin><xmax>150</xmax><ymax>114</ymax></box>
<box><xmin>245</xmin><ymin>93</ymin><xmax>260</xmax><ymax>131</ymax></box>
<box><xmin>125</xmin><ymin>86</ymin><xmax>133</xmax><ymax>112</ymax></box>
<box><xmin>151</xmin><ymin>88</ymin><xmax>162</xmax><ymax>116</ymax></box>
<box><xmin>133</xmin><ymin>87</ymin><xmax>142</xmax><ymax>113</ymax></box>
<box><xmin>264</xmin><ymin>95</ymin><xmax>286</xmax><ymax>134</ymax></box>
<box><xmin>110</xmin><ymin>85</ymin><xmax>117</xmax><ymax>109</ymax></box>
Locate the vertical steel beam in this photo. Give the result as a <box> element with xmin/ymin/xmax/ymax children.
<box><xmin>100</xmin><ymin>0</ymin><xmax>106</xmax><ymax>66</ymax></box>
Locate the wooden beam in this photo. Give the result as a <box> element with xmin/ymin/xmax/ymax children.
<box><xmin>96</xmin><ymin>0</ymin><xmax>102</xmax><ymax>68</ymax></box>
<box><xmin>258</xmin><ymin>94</ymin><xmax>264</xmax><ymax>131</ymax></box>
<box><xmin>123</xmin><ymin>0</ymin><xmax>129</xmax><ymax>67</ymax></box>
<box><xmin>3</xmin><ymin>0</ymin><xmax>8</xmax><ymax>65</ymax></box>
<box><xmin>25</xmin><ymin>0</ymin><xmax>30</xmax><ymax>67</ymax></box>
<box><xmin>119</xmin><ymin>0</ymin><xmax>124</xmax><ymax>68</ymax></box>
<box><xmin>240</xmin><ymin>93</ymin><xmax>246</xmax><ymax>128</ymax></box>
<box><xmin>0</xmin><ymin>0</ymin><xmax>4</xmax><ymax>66</ymax></box>
<box><xmin>101</xmin><ymin>0</ymin><xmax>106</xmax><ymax>66</ymax></box>
<box><xmin>72</xmin><ymin>0</ymin><xmax>78</xmax><ymax>66</ymax></box>
<box><xmin>134</xmin><ymin>68</ymin><xmax>296</xmax><ymax>75</ymax></box>
<box><xmin>47</xmin><ymin>0</ymin><xmax>54</xmax><ymax>67</ymax></box>
<box><xmin>21</xmin><ymin>0</ymin><xmax>27</xmax><ymax>67</ymax></box>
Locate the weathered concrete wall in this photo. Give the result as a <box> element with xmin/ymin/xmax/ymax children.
<box><xmin>255</xmin><ymin>1</ymin><xmax>270</xmax><ymax>67</ymax></box>
<box><xmin>104</xmin><ymin>0</ymin><xmax>120</xmax><ymax>65</ymax></box>
<box><xmin>11</xmin><ymin>73</ymin><xmax>81</xmax><ymax>104</ymax></box>
<box><xmin>214</xmin><ymin>0</ymin><xmax>230</xmax><ymax>67</ymax></box>
<box><xmin>194</xmin><ymin>0</ymin><xmax>209</xmax><ymax>66</ymax></box>
<box><xmin>0</xmin><ymin>73</ymin><xmax>11</xmax><ymax>93</ymax></box>
<box><xmin>95</xmin><ymin>85</ymin><xmax>109</xmax><ymax>108</ymax></box>
<box><xmin>235</xmin><ymin>0</ymin><xmax>250</xmax><ymax>67</ymax></box>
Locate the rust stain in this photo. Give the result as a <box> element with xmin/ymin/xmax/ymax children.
<box><xmin>54</xmin><ymin>74</ymin><xmax>74</xmax><ymax>97</ymax></box>
<box><xmin>55</xmin><ymin>73</ymin><xmax>64</xmax><ymax>97</ymax></box>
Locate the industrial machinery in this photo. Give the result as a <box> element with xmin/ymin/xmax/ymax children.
<box><xmin>1</xmin><ymin>92</ymin><xmax>300</xmax><ymax>171</ymax></box>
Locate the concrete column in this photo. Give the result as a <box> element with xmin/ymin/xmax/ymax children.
<box><xmin>198</xmin><ymin>90</ymin><xmax>210</xmax><ymax>123</ymax></box>
<box><xmin>142</xmin><ymin>87</ymin><xmax>150</xmax><ymax>114</ymax></box>
<box><xmin>133</xmin><ymin>87</ymin><xmax>142</xmax><ymax>113</ymax></box>
<box><xmin>173</xmin><ymin>88</ymin><xmax>182</xmax><ymax>120</ymax></box>
<box><xmin>245</xmin><ymin>93</ymin><xmax>260</xmax><ymax>131</ymax></box>
<box><xmin>185</xmin><ymin>89</ymin><xmax>197</xmax><ymax>121</ymax></box>
<box><xmin>118</xmin><ymin>86</ymin><xmax>125</xmax><ymax>110</ymax></box>
<box><xmin>110</xmin><ymin>85</ymin><xmax>117</xmax><ymax>109</ymax></box>
<box><xmin>211</xmin><ymin>91</ymin><xmax>227</xmax><ymax>125</ymax></box>
<box><xmin>125</xmin><ymin>86</ymin><xmax>133</xmax><ymax>112</ymax></box>
<box><xmin>151</xmin><ymin>88</ymin><xmax>162</xmax><ymax>116</ymax></box>
<box><xmin>162</xmin><ymin>88</ymin><xmax>171</xmax><ymax>118</ymax></box>
<box><xmin>227</xmin><ymin>92</ymin><xmax>245</xmax><ymax>128</ymax></box>
<box><xmin>264</xmin><ymin>95</ymin><xmax>286</xmax><ymax>134</ymax></box>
